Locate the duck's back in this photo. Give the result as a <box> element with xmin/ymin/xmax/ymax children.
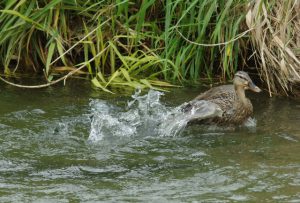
<box><xmin>194</xmin><ymin>85</ymin><xmax>235</xmax><ymax>112</ymax></box>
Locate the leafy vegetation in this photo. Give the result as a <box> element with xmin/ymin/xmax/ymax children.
<box><xmin>1</xmin><ymin>0</ymin><xmax>299</xmax><ymax>95</ymax></box>
<box><xmin>0</xmin><ymin>0</ymin><xmax>248</xmax><ymax>90</ymax></box>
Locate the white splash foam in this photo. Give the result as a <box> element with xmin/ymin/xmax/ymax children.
<box><xmin>88</xmin><ymin>90</ymin><xmax>225</xmax><ymax>142</ymax></box>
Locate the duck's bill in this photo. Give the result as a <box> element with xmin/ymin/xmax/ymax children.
<box><xmin>249</xmin><ymin>82</ymin><xmax>262</xmax><ymax>92</ymax></box>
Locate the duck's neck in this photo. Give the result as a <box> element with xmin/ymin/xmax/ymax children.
<box><xmin>235</xmin><ymin>86</ymin><xmax>248</xmax><ymax>105</ymax></box>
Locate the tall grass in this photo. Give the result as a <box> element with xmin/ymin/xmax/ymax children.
<box><xmin>247</xmin><ymin>0</ymin><xmax>300</xmax><ymax>96</ymax></box>
<box><xmin>160</xmin><ymin>0</ymin><xmax>247</xmax><ymax>81</ymax></box>
<box><xmin>0</xmin><ymin>0</ymin><xmax>249</xmax><ymax>91</ymax></box>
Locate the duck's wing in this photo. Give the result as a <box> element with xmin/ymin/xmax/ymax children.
<box><xmin>182</xmin><ymin>85</ymin><xmax>234</xmax><ymax>111</ymax></box>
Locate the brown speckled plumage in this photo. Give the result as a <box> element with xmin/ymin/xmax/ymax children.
<box><xmin>183</xmin><ymin>71</ymin><xmax>261</xmax><ymax>125</ymax></box>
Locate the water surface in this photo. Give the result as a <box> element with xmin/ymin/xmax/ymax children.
<box><xmin>0</xmin><ymin>82</ymin><xmax>299</xmax><ymax>202</ymax></box>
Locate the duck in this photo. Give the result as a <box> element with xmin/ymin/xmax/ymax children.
<box><xmin>182</xmin><ymin>71</ymin><xmax>261</xmax><ymax>125</ymax></box>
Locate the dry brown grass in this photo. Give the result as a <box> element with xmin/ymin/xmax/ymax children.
<box><xmin>247</xmin><ymin>0</ymin><xmax>300</xmax><ymax>96</ymax></box>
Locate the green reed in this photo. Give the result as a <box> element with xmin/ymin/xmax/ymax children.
<box><xmin>0</xmin><ymin>0</ymin><xmax>248</xmax><ymax>91</ymax></box>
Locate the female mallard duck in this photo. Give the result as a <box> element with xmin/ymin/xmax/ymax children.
<box><xmin>182</xmin><ymin>71</ymin><xmax>261</xmax><ymax>125</ymax></box>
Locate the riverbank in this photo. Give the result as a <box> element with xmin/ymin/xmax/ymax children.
<box><xmin>0</xmin><ymin>1</ymin><xmax>299</xmax><ymax>95</ymax></box>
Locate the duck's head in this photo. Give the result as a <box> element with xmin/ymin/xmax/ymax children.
<box><xmin>233</xmin><ymin>71</ymin><xmax>261</xmax><ymax>93</ymax></box>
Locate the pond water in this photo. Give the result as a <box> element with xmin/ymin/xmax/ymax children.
<box><xmin>0</xmin><ymin>81</ymin><xmax>299</xmax><ymax>202</ymax></box>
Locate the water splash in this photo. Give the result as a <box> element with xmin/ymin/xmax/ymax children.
<box><xmin>88</xmin><ymin>89</ymin><xmax>167</xmax><ymax>142</ymax></box>
<box><xmin>88</xmin><ymin>100</ymin><xmax>137</xmax><ymax>142</ymax></box>
<box><xmin>88</xmin><ymin>90</ymin><xmax>223</xmax><ymax>142</ymax></box>
<box><xmin>159</xmin><ymin>100</ymin><xmax>223</xmax><ymax>136</ymax></box>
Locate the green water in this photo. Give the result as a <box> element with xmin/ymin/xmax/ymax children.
<box><xmin>0</xmin><ymin>82</ymin><xmax>299</xmax><ymax>202</ymax></box>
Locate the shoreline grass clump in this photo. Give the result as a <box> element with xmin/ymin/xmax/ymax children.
<box><xmin>0</xmin><ymin>0</ymin><xmax>248</xmax><ymax>92</ymax></box>
<box><xmin>1</xmin><ymin>0</ymin><xmax>299</xmax><ymax>95</ymax></box>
